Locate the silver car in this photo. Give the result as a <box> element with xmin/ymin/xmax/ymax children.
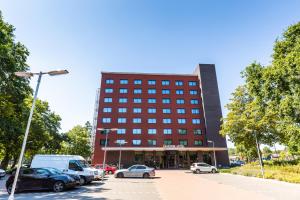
<box><xmin>114</xmin><ymin>165</ymin><xmax>155</xmax><ymax>178</ymax></box>
<box><xmin>190</xmin><ymin>162</ymin><xmax>217</xmax><ymax>174</ymax></box>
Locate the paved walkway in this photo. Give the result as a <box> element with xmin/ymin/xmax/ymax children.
<box><xmin>1</xmin><ymin>171</ymin><xmax>300</xmax><ymax>200</ymax></box>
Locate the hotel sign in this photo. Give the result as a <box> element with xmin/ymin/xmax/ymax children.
<box><xmin>163</xmin><ymin>145</ymin><xmax>185</xmax><ymax>149</ymax></box>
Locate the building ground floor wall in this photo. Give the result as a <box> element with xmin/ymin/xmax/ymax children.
<box><xmin>93</xmin><ymin>150</ymin><xmax>229</xmax><ymax>169</ymax></box>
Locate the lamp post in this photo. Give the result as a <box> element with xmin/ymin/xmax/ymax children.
<box><xmin>207</xmin><ymin>140</ymin><xmax>217</xmax><ymax>168</ymax></box>
<box><xmin>8</xmin><ymin>70</ymin><xmax>68</xmax><ymax>200</ymax></box>
<box><xmin>97</xmin><ymin>128</ymin><xmax>118</xmax><ymax>181</ymax></box>
<box><xmin>115</xmin><ymin>140</ymin><xmax>127</xmax><ymax>169</ymax></box>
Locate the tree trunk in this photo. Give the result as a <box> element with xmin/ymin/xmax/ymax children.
<box><xmin>0</xmin><ymin>152</ymin><xmax>11</xmax><ymax>170</ymax></box>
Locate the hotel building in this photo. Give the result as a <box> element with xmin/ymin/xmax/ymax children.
<box><xmin>92</xmin><ymin>64</ymin><xmax>229</xmax><ymax>168</ymax></box>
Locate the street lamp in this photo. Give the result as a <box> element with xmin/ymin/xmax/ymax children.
<box><xmin>8</xmin><ymin>69</ymin><xmax>68</xmax><ymax>200</ymax></box>
<box><xmin>115</xmin><ymin>140</ymin><xmax>128</xmax><ymax>169</ymax></box>
<box><xmin>207</xmin><ymin>140</ymin><xmax>217</xmax><ymax>168</ymax></box>
<box><xmin>97</xmin><ymin>128</ymin><xmax>118</xmax><ymax>181</ymax></box>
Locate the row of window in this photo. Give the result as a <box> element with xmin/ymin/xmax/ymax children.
<box><xmin>102</xmin><ymin>118</ymin><xmax>201</xmax><ymax>124</ymax></box>
<box><xmin>104</xmin><ymin>97</ymin><xmax>200</xmax><ymax>105</ymax></box>
<box><xmin>104</xmin><ymin>88</ymin><xmax>199</xmax><ymax>95</ymax></box>
<box><xmin>100</xmin><ymin>139</ymin><xmax>203</xmax><ymax>146</ymax></box>
<box><xmin>105</xmin><ymin>79</ymin><xmax>198</xmax><ymax>86</ymax></box>
<box><xmin>103</xmin><ymin>107</ymin><xmax>200</xmax><ymax>114</ymax></box>
<box><xmin>102</xmin><ymin>128</ymin><xmax>202</xmax><ymax>135</ymax></box>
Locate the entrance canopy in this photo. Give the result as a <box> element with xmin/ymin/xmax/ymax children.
<box><xmin>101</xmin><ymin>146</ymin><xmax>227</xmax><ymax>151</ymax></box>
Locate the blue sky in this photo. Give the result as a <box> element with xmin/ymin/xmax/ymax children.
<box><xmin>1</xmin><ymin>1</ymin><xmax>300</xmax><ymax>147</ymax></box>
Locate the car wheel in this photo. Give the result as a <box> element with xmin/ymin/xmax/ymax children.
<box><xmin>212</xmin><ymin>169</ymin><xmax>217</xmax><ymax>173</ymax></box>
<box><xmin>196</xmin><ymin>169</ymin><xmax>201</xmax><ymax>174</ymax></box>
<box><xmin>53</xmin><ymin>181</ymin><xmax>65</xmax><ymax>192</ymax></box>
<box><xmin>79</xmin><ymin>176</ymin><xmax>86</xmax><ymax>185</ymax></box>
<box><xmin>116</xmin><ymin>172</ymin><xmax>124</xmax><ymax>178</ymax></box>
<box><xmin>143</xmin><ymin>173</ymin><xmax>150</xmax><ymax>178</ymax></box>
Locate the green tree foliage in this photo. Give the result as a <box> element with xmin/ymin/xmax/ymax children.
<box><xmin>60</xmin><ymin>123</ymin><xmax>91</xmax><ymax>159</ymax></box>
<box><xmin>0</xmin><ymin>12</ymin><xmax>62</xmax><ymax>169</ymax></box>
<box><xmin>221</xmin><ymin>21</ymin><xmax>300</xmax><ymax>157</ymax></box>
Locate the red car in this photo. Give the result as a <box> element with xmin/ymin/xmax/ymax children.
<box><xmin>94</xmin><ymin>164</ymin><xmax>117</xmax><ymax>174</ymax></box>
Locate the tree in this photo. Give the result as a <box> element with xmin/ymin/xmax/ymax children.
<box><xmin>221</xmin><ymin>22</ymin><xmax>300</xmax><ymax>159</ymax></box>
<box><xmin>0</xmin><ymin>12</ymin><xmax>62</xmax><ymax>169</ymax></box>
<box><xmin>60</xmin><ymin>124</ymin><xmax>91</xmax><ymax>159</ymax></box>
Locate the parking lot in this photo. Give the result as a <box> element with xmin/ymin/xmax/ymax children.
<box><xmin>1</xmin><ymin>170</ymin><xmax>300</xmax><ymax>200</ymax></box>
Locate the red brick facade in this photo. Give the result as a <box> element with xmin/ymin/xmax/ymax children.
<box><xmin>92</xmin><ymin>66</ymin><xmax>229</xmax><ymax>168</ymax></box>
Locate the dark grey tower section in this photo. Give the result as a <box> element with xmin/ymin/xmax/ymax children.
<box><xmin>194</xmin><ymin>64</ymin><xmax>229</xmax><ymax>166</ymax></box>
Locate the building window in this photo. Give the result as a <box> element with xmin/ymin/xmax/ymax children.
<box><xmin>119</xmin><ymin>88</ymin><xmax>128</xmax><ymax>94</ymax></box>
<box><xmin>192</xmin><ymin>119</ymin><xmax>201</xmax><ymax>124</ymax></box>
<box><xmin>179</xmin><ymin>140</ymin><xmax>188</xmax><ymax>146</ymax></box>
<box><xmin>176</xmin><ymin>90</ymin><xmax>184</xmax><ymax>95</ymax></box>
<box><xmin>118</xmin><ymin>118</ymin><xmax>126</xmax><ymax>123</ymax></box>
<box><xmin>178</xmin><ymin>118</ymin><xmax>186</xmax><ymax>124</ymax></box>
<box><xmin>102</xmin><ymin>118</ymin><xmax>111</xmax><ymax>123</ymax></box>
<box><xmin>176</xmin><ymin>99</ymin><xmax>185</xmax><ymax>104</ymax></box>
<box><xmin>162</xmin><ymin>108</ymin><xmax>171</xmax><ymax>114</ymax></box>
<box><xmin>148</xmin><ymin>98</ymin><xmax>156</xmax><ymax>104</ymax></box>
<box><xmin>175</xmin><ymin>80</ymin><xmax>183</xmax><ymax>86</ymax></box>
<box><xmin>133</xmin><ymin>129</ymin><xmax>142</xmax><ymax>134</ymax></box>
<box><xmin>162</xmin><ymin>98</ymin><xmax>171</xmax><ymax>104</ymax></box>
<box><xmin>148</xmin><ymin>118</ymin><xmax>156</xmax><ymax>124</ymax></box>
<box><xmin>134</xmin><ymin>89</ymin><xmax>142</xmax><ymax>94</ymax></box>
<box><xmin>116</xmin><ymin>139</ymin><xmax>126</xmax><ymax>144</ymax></box>
<box><xmin>100</xmin><ymin>139</ymin><xmax>109</xmax><ymax>146</ymax></box>
<box><xmin>194</xmin><ymin>140</ymin><xmax>203</xmax><ymax>146</ymax></box>
<box><xmin>190</xmin><ymin>99</ymin><xmax>199</xmax><ymax>104</ymax></box>
<box><xmin>104</xmin><ymin>97</ymin><xmax>112</xmax><ymax>103</ymax></box>
<box><xmin>163</xmin><ymin>118</ymin><xmax>171</xmax><ymax>124</ymax></box>
<box><xmin>133</xmin><ymin>107</ymin><xmax>142</xmax><ymax>113</ymax></box>
<box><xmin>133</xmin><ymin>98</ymin><xmax>142</xmax><ymax>103</ymax></box>
<box><xmin>163</xmin><ymin>129</ymin><xmax>172</xmax><ymax>134</ymax></box>
<box><xmin>178</xmin><ymin>129</ymin><xmax>187</xmax><ymax>135</ymax></box>
<box><xmin>120</xmin><ymin>79</ymin><xmax>128</xmax><ymax>84</ymax></box>
<box><xmin>189</xmin><ymin>81</ymin><xmax>197</xmax><ymax>86</ymax></box>
<box><xmin>148</xmin><ymin>80</ymin><xmax>156</xmax><ymax>85</ymax></box>
<box><xmin>134</xmin><ymin>79</ymin><xmax>142</xmax><ymax>85</ymax></box>
<box><xmin>177</xmin><ymin>108</ymin><xmax>185</xmax><ymax>114</ymax></box>
<box><xmin>133</xmin><ymin>118</ymin><xmax>142</xmax><ymax>124</ymax></box>
<box><xmin>118</xmin><ymin>107</ymin><xmax>127</xmax><ymax>113</ymax></box>
<box><xmin>105</xmin><ymin>88</ymin><xmax>113</xmax><ymax>93</ymax></box>
<box><xmin>162</xmin><ymin>80</ymin><xmax>170</xmax><ymax>86</ymax></box>
<box><xmin>194</xmin><ymin>129</ymin><xmax>202</xmax><ymax>135</ymax></box>
<box><xmin>148</xmin><ymin>89</ymin><xmax>156</xmax><ymax>94</ymax></box>
<box><xmin>119</xmin><ymin>98</ymin><xmax>128</xmax><ymax>103</ymax></box>
<box><xmin>132</xmin><ymin>140</ymin><xmax>141</xmax><ymax>146</ymax></box>
<box><xmin>148</xmin><ymin>139</ymin><xmax>157</xmax><ymax>146</ymax></box>
<box><xmin>103</xmin><ymin>107</ymin><xmax>112</xmax><ymax>113</ymax></box>
<box><xmin>162</xmin><ymin>89</ymin><xmax>170</xmax><ymax>95</ymax></box>
<box><xmin>148</xmin><ymin>108</ymin><xmax>156</xmax><ymax>114</ymax></box>
<box><xmin>105</xmin><ymin>79</ymin><xmax>114</xmax><ymax>84</ymax></box>
<box><xmin>117</xmin><ymin>129</ymin><xmax>126</xmax><ymax>134</ymax></box>
<box><xmin>164</xmin><ymin>139</ymin><xmax>172</xmax><ymax>145</ymax></box>
<box><xmin>191</xmin><ymin>108</ymin><xmax>200</xmax><ymax>114</ymax></box>
<box><xmin>148</xmin><ymin>129</ymin><xmax>157</xmax><ymax>134</ymax></box>
<box><xmin>190</xmin><ymin>90</ymin><xmax>198</xmax><ymax>95</ymax></box>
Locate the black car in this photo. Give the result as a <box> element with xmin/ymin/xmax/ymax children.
<box><xmin>6</xmin><ymin>168</ymin><xmax>77</xmax><ymax>194</ymax></box>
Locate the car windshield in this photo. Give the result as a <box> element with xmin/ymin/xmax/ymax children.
<box><xmin>76</xmin><ymin>160</ymin><xmax>89</xmax><ymax>168</ymax></box>
<box><xmin>46</xmin><ymin>168</ymin><xmax>63</xmax><ymax>175</ymax></box>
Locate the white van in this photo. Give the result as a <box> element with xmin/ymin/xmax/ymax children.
<box><xmin>31</xmin><ymin>155</ymin><xmax>97</xmax><ymax>185</ymax></box>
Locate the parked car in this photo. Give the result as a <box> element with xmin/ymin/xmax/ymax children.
<box><xmin>44</xmin><ymin>167</ymin><xmax>81</xmax><ymax>185</ymax></box>
<box><xmin>230</xmin><ymin>160</ymin><xmax>245</xmax><ymax>167</ymax></box>
<box><xmin>6</xmin><ymin>168</ymin><xmax>77</xmax><ymax>194</ymax></box>
<box><xmin>190</xmin><ymin>162</ymin><xmax>217</xmax><ymax>174</ymax></box>
<box><xmin>114</xmin><ymin>165</ymin><xmax>155</xmax><ymax>178</ymax></box>
<box><xmin>31</xmin><ymin>154</ymin><xmax>96</xmax><ymax>185</ymax></box>
<box><xmin>0</xmin><ymin>168</ymin><xmax>6</xmax><ymax>179</ymax></box>
<box><xmin>95</xmin><ymin>164</ymin><xmax>117</xmax><ymax>174</ymax></box>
